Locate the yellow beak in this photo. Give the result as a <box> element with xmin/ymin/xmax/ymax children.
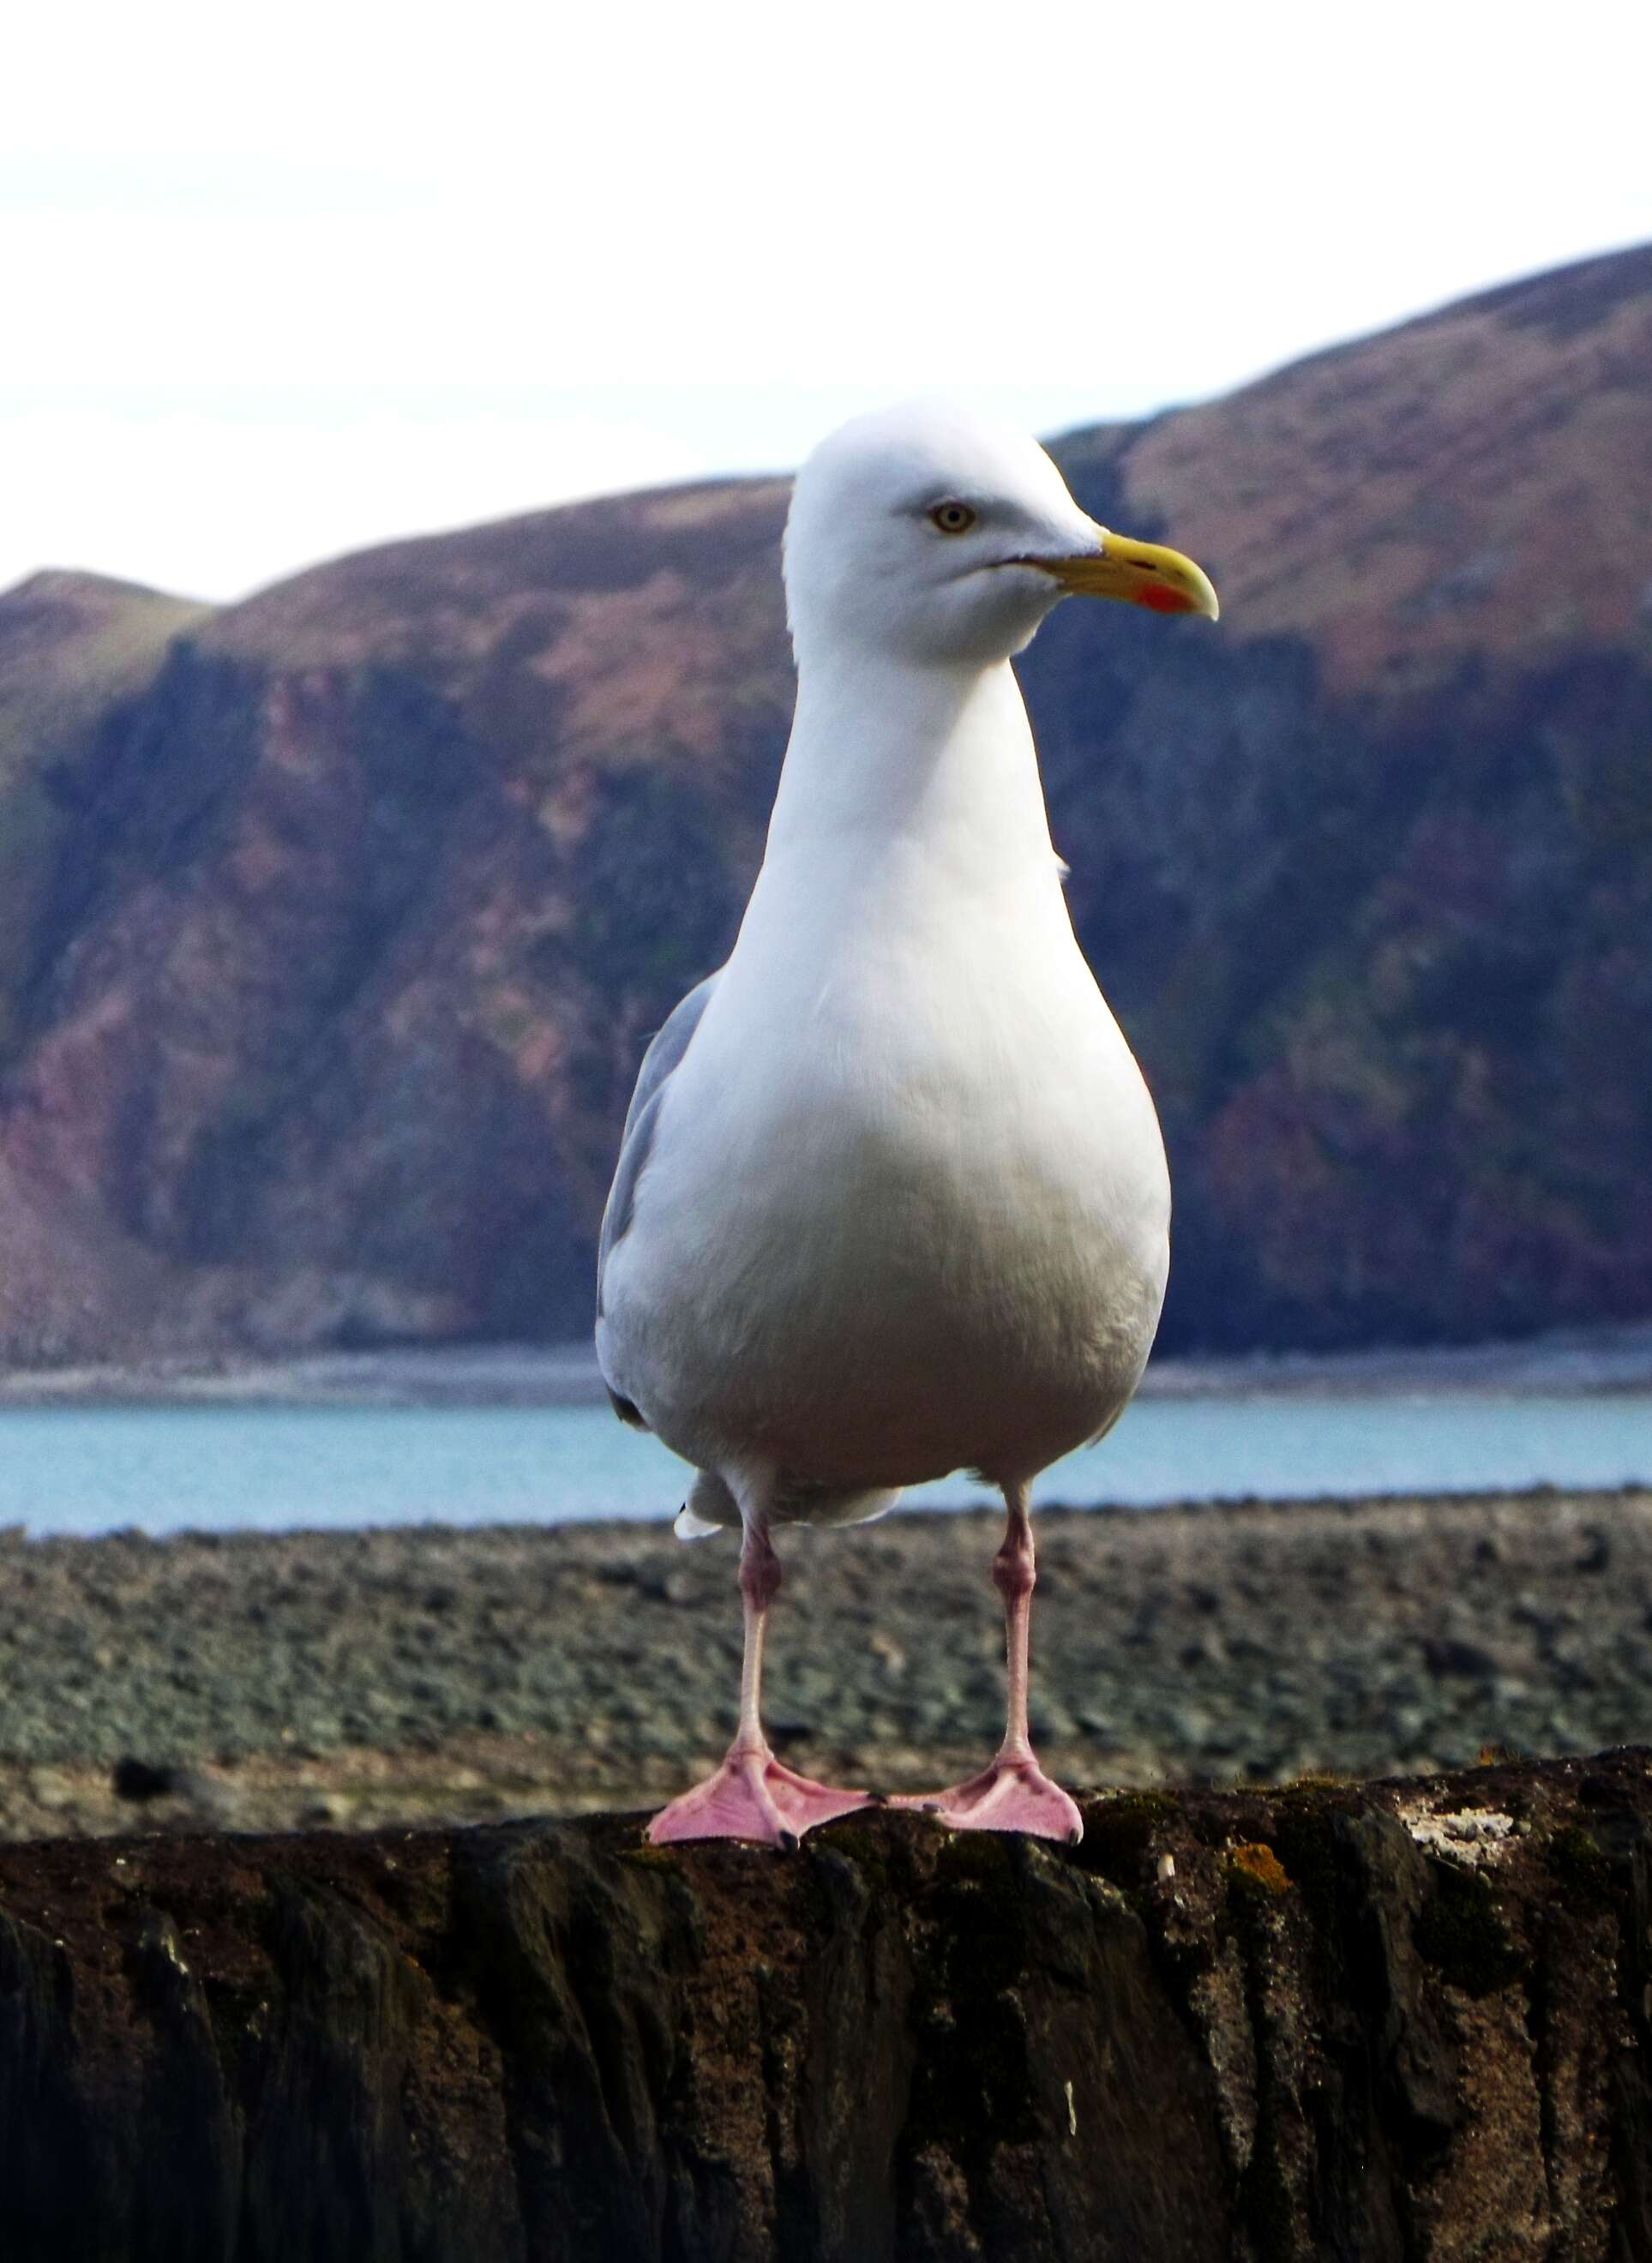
<box><xmin>1034</xmin><ymin>531</ymin><xmax>1220</xmax><ymax>621</ymax></box>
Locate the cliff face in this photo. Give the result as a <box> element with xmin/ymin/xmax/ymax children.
<box><xmin>2</xmin><ymin>245</ymin><xmax>1650</xmax><ymax>1360</ymax></box>
<box><xmin>0</xmin><ymin>489</ymin><xmax>794</xmax><ymax>1359</ymax></box>
<box><xmin>2</xmin><ymin>1750</ymin><xmax>1650</xmax><ymax>2260</ymax></box>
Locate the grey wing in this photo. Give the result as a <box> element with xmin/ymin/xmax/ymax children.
<box><xmin>595</xmin><ymin>971</ymin><xmax>720</xmax><ymax>1347</ymax></box>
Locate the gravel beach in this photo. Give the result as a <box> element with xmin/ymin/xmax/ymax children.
<box><xmin>2</xmin><ymin>1486</ymin><xmax>1648</xmax><ymax>1839</ymax></box>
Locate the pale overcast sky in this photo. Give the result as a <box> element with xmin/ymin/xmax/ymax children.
<box><xmin>5</xmin><ymin>0</ymin><xmax>1649</xmax><ymax>601</ymax></box>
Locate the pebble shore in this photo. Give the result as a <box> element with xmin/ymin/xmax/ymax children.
<box><xmin>2</xmin><ymin>1486</ymin><xmax>1647</xmax><ymax>1838</ymax></box>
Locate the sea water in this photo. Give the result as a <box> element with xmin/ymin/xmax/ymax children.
<box><xmin>0</xmin><ymin>1390</ymin><xmax>1648</xmax><ymax>1539</ymax></box>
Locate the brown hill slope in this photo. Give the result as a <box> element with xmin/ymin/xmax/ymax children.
<box><xmin>0</xmin><ymin>571</ymin><xmax>212</xmax><ymax>1035</ymax></box>
<box><xmin>1118</xmin><ymin>242</ymin><xmax>1652</xmax><ymax>688</ymax></box>
<box><xmin>0</xmin><ymin>245</ymin><xmax>1648</xmax><ymax>1363</ymax></box>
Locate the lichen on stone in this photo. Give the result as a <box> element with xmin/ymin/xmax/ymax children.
<box><xmin>1226</xmin><ymin>1842</ymin><xmax>1291</xmax><ymax>1897</ymax></box>
<box><xmin>1399</xmin><ymin>1802</ymin><xmax>1518</xmax><ymax>1866</ymax></box>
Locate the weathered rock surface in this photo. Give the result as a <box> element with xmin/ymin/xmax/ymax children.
<box><xmin>2</xmin><ymin>1748</ymin><xmax>1650</xmax><ymax>2259</ymax></box>
<box><xmin>0</xmin><ymin>245</ymin><xmax>1649</xmax><ymax>1363</ymax></box>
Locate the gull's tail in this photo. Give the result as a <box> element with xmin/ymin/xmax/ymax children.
<box><xmin>675</xmin><ymin>1473</ymin><xmax>738</xmax><ymax>1539</ymax></box>
<box><xmin>674</xmin><ymin>1470</ymin><xmax>903</xmax><ymax>1540</ymax></box>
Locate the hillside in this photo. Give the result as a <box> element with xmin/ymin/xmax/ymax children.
<box><xmin>0</xmin><ymin>244</ymin><xmax>1648</xmax><ymax>1364</ymax></box>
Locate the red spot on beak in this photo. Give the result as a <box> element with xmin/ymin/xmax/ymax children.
<box><xmin>1138</xmin><ymin>581</ymin><xmax>1194</xmax><ymax>614</ymax></box>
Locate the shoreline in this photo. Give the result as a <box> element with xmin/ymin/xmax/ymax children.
<box><xmin>2</xmin><ymin>1320</ymin><xmax>1652</xmax><ymax>1408</ymax></box>
<box><xmin>3</xmin><ymin>1483</ymin><xmax>1648</xmax><ymax>1841</ymax></box>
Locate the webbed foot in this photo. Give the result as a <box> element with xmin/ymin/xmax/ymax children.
<box><xmin>648</xmin><ymin>1745</ymin><xmax>874</xmax><ymax>1847</ymax></box>
<box><xmin>891</xmin><ymin>1754</ymin><xmax>1082</xmax><ymax>1845</ymax></box>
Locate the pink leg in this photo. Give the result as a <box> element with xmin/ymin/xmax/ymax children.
<box><xmin>648</xmin><ymin>1506</ymin><xmax>874</xmax><ymax>1848</ymax></box>
<box><xmin>892</xmin><ymin>1482</ymin><xmax>1082</xmax><ymax>1844</ymax></box>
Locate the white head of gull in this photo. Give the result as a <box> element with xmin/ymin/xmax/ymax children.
<box><xmin>596</xmin><ymin>399</ymin><xmax>1219</xmax><ymax>1848</ymax></box>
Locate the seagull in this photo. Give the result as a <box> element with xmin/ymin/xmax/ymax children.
<box><xmin>596</xmin><ymin>400</ymin><xmax>1218</xmax><ymax>1848</ymax></box>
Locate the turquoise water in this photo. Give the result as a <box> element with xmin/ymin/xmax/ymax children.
<box><xmin>0</xmin><ymin>1391</ymin><xmax>1648</xmax><ymax>1537</ymax></box>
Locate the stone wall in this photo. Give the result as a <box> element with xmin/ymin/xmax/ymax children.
<box><xmin>2</xmin><ymin>1750</ymin><xmax>1650</xmax><ymax>2259</ymax></box>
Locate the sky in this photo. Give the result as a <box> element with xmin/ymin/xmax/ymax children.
<box><xmin>5</xmin><ymin>0</ymin><xmax>1650</xmax><ymax>603</ymax></box>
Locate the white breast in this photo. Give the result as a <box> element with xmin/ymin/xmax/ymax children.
<box><xmin>598</xmin><ymin>818</ymin><xmax>1169</xmax><ymax>1488</ymax></box>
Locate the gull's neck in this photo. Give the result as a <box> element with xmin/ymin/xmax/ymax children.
<box><xmin>763</xmin><ymin>648</ymin><xmax>1058</xmax><ymax>896</ymax></box>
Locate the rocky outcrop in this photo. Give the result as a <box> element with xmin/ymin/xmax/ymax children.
<box><xmin>1</xmin><ymin>246</ymin><xmax>1649</xmax><ymax>1361</ymax></box>
<box><xmin>3</xmin><ymin>1748</ymin><xmax>1651</xmax><ymax>2258</ymax></box>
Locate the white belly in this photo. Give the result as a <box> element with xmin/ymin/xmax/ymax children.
<box><xmin>599</xmin><ymin>902</ymin><xmax>1169</xmax><ymax>1489</ymax></box>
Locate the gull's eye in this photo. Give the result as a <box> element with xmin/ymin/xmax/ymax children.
<box><xmin>928</xmin><ymin>501</ymin><xmax>976</xmax><ymax>536</ymax></box>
